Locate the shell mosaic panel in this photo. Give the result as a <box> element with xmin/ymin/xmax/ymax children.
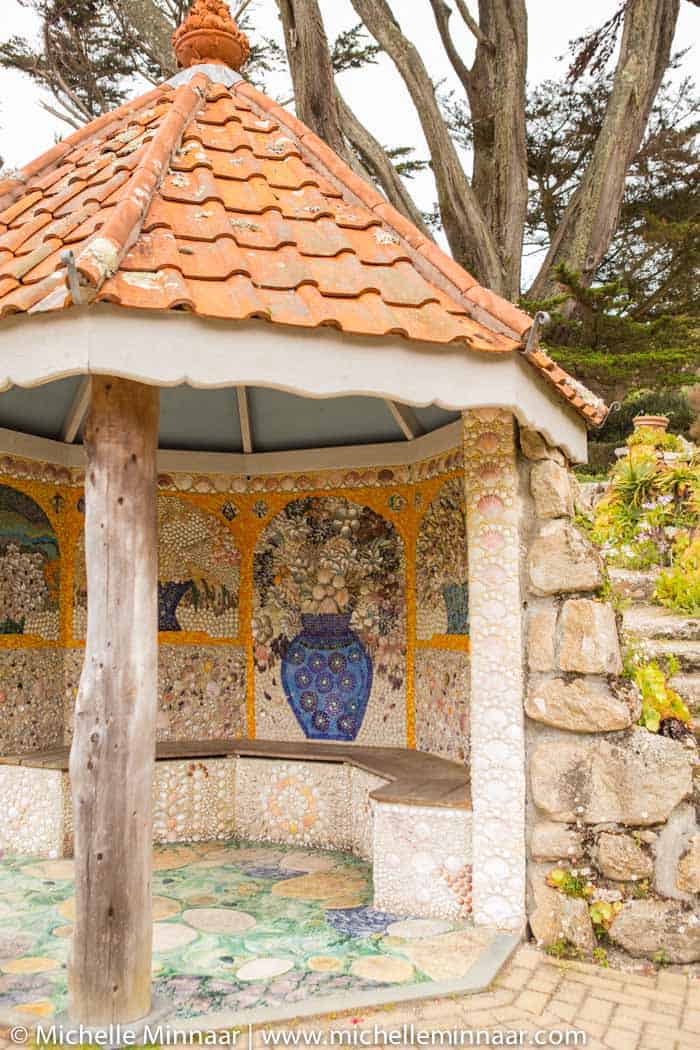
<box><xmin>0</xmin><ymin>842</ymin><xmax>487</xmax><ymax>1024</ymax></box>
<box><xmin>253</xmin><ymin>497</ymin><xmax>406</xmax><ymax>746</ymax></box>
<box><xmin>0</xmin><ymin>767</ymin><xmax>63</xmax><ymax>857</ymax></box>
<box><xmin>0</xmin><ymin>451</ymin><xmax>469</xmax><ymax>762</ymax></box>
<box><xmin>416</xmin><ymin>478</ymin><xmax>469</xmax><ymax>641</ymax></box>
<box><xmin>235</xmin><ymin>759</ymin><xmax>353</xmax><ymax>853</ymax></box>
<box><xmin>73</xmin><ymin>496</ymin><xmax>241</xmax><ymax>638</ymax></box>
<box><xmin>63</xmin><ymin>646</ymin><xmax>247</xmax><ymax>744</ymax></box>
<box><xmin>154</xmin><ymin>759</ymin><xmax>237</xmax><ymax>845</ymax></box>
<box><xmin>0</xmin><ymin>485</ymin><xmax>59</xmax><ymax>641</ymax></box>
<box><xmin>0</xmin><ymin>649</ymin><xmax>64</xmax><ymax>754</ymax></box>
<box><xmin>373</xmin><ymin>802</ymin><xmax>473</xmax><ymax>922</ymax></box>
<box><xmin>349</xmin><ymin>767</ymin><xmax>387</xmax><ymax>863</ymax></box>
<box><xmin>414</xmin><ymin>649</ymin><xmax>470</xmax><ymax>766</ymax></box>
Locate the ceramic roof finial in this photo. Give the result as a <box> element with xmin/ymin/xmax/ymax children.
<box><xmin>173</xmin><ymin>0</ymin><xmax>251</xmax><ymax>71</ymax></box>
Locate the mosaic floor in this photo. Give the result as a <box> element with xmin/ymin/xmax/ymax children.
<box><xmin>0</xmin><ymin>842</ymin><xmax>506</xmax><ymax>1027</ymax></box>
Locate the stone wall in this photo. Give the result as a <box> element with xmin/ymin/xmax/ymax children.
<box><xmin>521</xmin><ymin>427</ymin><xmax>700</xmax><ymax>962</ymax></box>
<box><xmin>0</xmin><ymin>446</ymin><xmax>470</xmax><ymax>760</ymax></box>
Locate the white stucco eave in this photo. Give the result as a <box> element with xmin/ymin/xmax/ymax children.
<box><xmin>0</xmin><ymin>305</ymin><xmax>589</xmax><ymax>462</ymax></box>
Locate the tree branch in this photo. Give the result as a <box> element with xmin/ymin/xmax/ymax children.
<box><xmin>454</xmin><ymin>0</ymin><xmax>493</xmax><ymax>49</ymax></box>
<box><xmin>529</xmin><ymin>0</ymin><xmax>682</xmax><ymax>302</ymax></box>
<box><xmin>452</xmin><ymin>0</ymin><xmax>529</xmax><ymax>298</ymax></box>
<box><xmin>40</xmin><ymin>99</ymin><xmax>82</xmax><ymax>130</ymax></box>
<box><xmin>276</xmin><ymin>0</ymin><xmax>353</xmax><ymax>165</ymax></box>
<box><xmin>427</xmin><ymin>0</ymin><xmax>472</xmax><ymax>94</ymax></box>
<box><xmin>350</xmin><ymin>0</ymin><xmax>502</xmax><ymax>289</ymax></box>
<box><xmin>335</xmin><ymin>89</ymin><xmax>434</xmax><ymax>239</ymax></box>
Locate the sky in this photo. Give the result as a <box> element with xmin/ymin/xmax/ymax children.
<box><xmin>0</xmin><ymin>0</ymin><xmax>698</xmax><ymax>280</ymax></box>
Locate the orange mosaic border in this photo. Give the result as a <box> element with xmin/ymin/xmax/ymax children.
<box><xmin>0</xmin><ymin>464</ymin><xmax>468</xmax><ymax>748</ymax></box>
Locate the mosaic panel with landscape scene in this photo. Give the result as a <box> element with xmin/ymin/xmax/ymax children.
<box><xmin>73</xmin><ymin>496</ymin><xmax>241</xmax><ymax>639</ymax></box>
<box><xmin>0</xmin><ymin>485</ymin><xmax>59</xmax><ymax>640</ymax></box>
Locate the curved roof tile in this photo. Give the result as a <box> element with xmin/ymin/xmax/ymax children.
<box><xmin>0</xmin><ymin>5</ymin><xmax>608</xmax><ymax>429</ymax></box>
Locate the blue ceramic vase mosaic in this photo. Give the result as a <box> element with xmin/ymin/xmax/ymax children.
<box><xmin>282</xmin><ymin>612</ymin><xmax>373</xmax><ymax>741</ymax></box>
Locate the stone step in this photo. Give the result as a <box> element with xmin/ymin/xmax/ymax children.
<box><xmin>609</xmin><ymin>567</ymin><xmax>661</xmax><ymax>602</ymax></box>
<box><xmin>623</xmin><ymin>604</ymin><xmax>700</xmax><ymax>643</ymax></box>
<box><xmin>670</xmin><ymin>674</ymin><xmax>700</xmax><ymax>713</ymax></box>
<box><xmin>642</xmin><ymin>640</ymin><xmax>700</xmax><ymax>673</ymax></box>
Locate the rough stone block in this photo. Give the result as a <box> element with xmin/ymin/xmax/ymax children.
<box><xmin>531</xmin><ymin>822</ymin><xmax>583</xmax><ymax>863</ymax></box>
<box><xmin>529</xmin><ymin>867</ymin><xmax>595</xmax><ymax>951</ymax></box>
<box><xmin>528</xmin><ymin>605</ymin><xmax>558</xmax><ymax>672</ymax></box>
<box><xmin>530</xmin><ymin>729</ymin><xmax>694</xmax><ymax>825</ymax></box>
<box><xmin>559</xmin><ymin>599</ymin><xmax>622</xmax><ymax>675</ymax></box>
<box><xmin>520</xmin><ymin>428</ymin><xmax>565</xmax><ymax>465</ymax></box>
<box><xmin>596</xmin><ymin>831</ymin><xmax>653</xmax><ymax>881</ymax></box>
<box><xmin>531</xmin><ymin>460</ymin><xmax>574</xmax><ymax>519</ymax></box>
<box><xmin>677</xmin><ymin>835</ymin><xmax>700</xmax><ymax>895</ymax></box>
<box><xmin>526</xmin><ymin>677</ymin><xmax>632</xmax><ymax>733</ymax></box>
<box><xmin>654</xmin><ymin>804</ymin><xmax>699</xmax><ymax>902</ymax></box>
<box><xmin>610</xmin><ymin>899</ymin><xmax>700</xmax><ymax>963</ymax></box>
<box><xmin>528</xmin><ymin>520</ymin><xmax>603</xmax><ymax>596</ymax></box>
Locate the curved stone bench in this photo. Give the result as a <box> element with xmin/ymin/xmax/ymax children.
<box><xmin>0</xmin><ymin>740</ymin><xmax>472</xmax><ymax>920</ymax></box>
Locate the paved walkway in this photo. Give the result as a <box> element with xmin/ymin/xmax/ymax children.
<box><xmin>1</xmin><ymin>946</ymin><xmax>699</xmax><ymax>1049</ymax></box>
<box><xmin>246</xmin><ymin>945</ymin><xmax>700</xmax><ymax>1049</ymax></box>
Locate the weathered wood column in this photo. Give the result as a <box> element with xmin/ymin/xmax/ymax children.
<box><xmin>69</xmin><ymin>377</ymin><xmax>159</xmax><ymax>1024</ymax></box>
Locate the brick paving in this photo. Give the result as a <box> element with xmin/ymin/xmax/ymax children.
<box><xmin>250</xmin><ymin>945</ymin><xmax>700</xmax><ymax>1050</ymax></box>
<box><xmin>1</xmin><ymin>946</ymin><xmax>699</xmax><ymax>1049</ymax></box>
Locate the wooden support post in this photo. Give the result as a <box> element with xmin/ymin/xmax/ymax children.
<box><xmin>69</xmin><ymin>377</ymin><xmax>160</xmax><ymax>1024</ymax></box>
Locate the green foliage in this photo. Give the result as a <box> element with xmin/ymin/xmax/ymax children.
<box><xmin>544</xmin><ymin>940</ymin><xmax>583</xmax><ymax>961</ymax></box>
<box><xmin>653</xmin><ymin>948</ymin><xmax>671</xmax><ymax>968</ymax></box>
<box><xmin>330</xmin><ymin>23</ymin><xmax>380</xmax><ymax>74</ymax></box>
<box><xmin>598</xmin><ymin>389</ymin><xmax>694</xmax><ymax>444</ymax></box>
<box><xmin>590</xmin><ymin>428</ymin><xmax>700</xmax><ymax>573</ymax></box>
<box><xmin>589</xmin><ymin>900</ymin><xmax>623</xmax><ymax>939</ymax></box>
<box><xmin>592</xmin><ymin>946</ymin><xmax>609</xmax><ymax>968</ymax></box>
<box><xmin>546</xmin><ymin>868</ymin><xmax>593</xmax><ymax>899</ymax></box>
<box><xmin>629</xmin><ymin>879</ymin><xmax>650</xmax><ymax>899</ymax></box>
<box><xmin>655</xmin><ymin>537</ymin><xmax>700</xmax><ymax>615</ymax></box>
<box><xmin>629</xmin><ymin>657</ymin><xmax>690</xmax><ymax>733</ymax></box>
<box><xmin>524</xmin><ymin>268</ymin><xmax>700</xmax><ymax>395</ymax></box>
<box><xmin>628</xmin><ymin>428</ymin><xmax>685</xmax><ymax>451</ymax></box>
<box><xmin>0</xmin><ymin>616</ymin><xmax>25</xmax><ymax>634</ymax></box>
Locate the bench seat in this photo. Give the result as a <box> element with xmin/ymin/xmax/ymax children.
<box><xmin>0</xmin><ymin>740</ymin><xmax>472</xmax><ymax>920</ymax></box>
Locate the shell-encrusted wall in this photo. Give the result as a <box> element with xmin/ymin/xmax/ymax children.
<box><xmin>414</xmin><ymin>649</ymin><xmax>470</xmax><ymax>765</ymax></box>
<box><xmin>153</xmin><ymin>759</ymin><xmax>236</xmax><ymax>844</ymax></box>
<box><xmin>0</xmin><ymin>649</ymin><xmax>64</xmax><ymax>754</ymax></box>
<box><xmin>463</xmin><ymin>409</ymin><xmax>526</xmax><ymax>932</ymax></box>
<box><xmin>0</xmin><ymin>766</ymin><xmax>63</xmax><ymax>856</ymax></box>
<box><xmin>414</xmin><ymin>477</ymin><xmax>471</xmax><ymax>764</ymax></box>
<box><xmin>373</xmin><ymin>801</ymin><xmax>473</xmax><ymax>920</ymax></box>
<box><xmin>350</xmin><ymin>766</ymin><xmax>387</xmax><ymax>862</ymax></box>
<box><xmin>0</xmin><ymin>444</ymin><xmax>470</xmax><ymax>759</ymax></box>
<box><xmin>235</xmin><ymin>758</ymin><xmax>352</xmax><ymax>851</ymax></box>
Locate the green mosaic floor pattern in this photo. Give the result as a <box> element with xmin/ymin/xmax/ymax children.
<box><xmin>0</xmin><ymin>842</ymin><xmax>494</xmax><ymax>1024</ymax></box>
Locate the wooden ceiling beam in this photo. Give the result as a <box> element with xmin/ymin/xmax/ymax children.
<box><xmin>386</xmin><ymin>399</ymin><xmax>424</xmax><ymax>441</ymax></box>
<box><xmin>61</xmin><ymin>377</ymin><xmax>91</xmax><ymax>444</ymax></box>
<box><xmin>237</xmin><ymin>385</ymin><xmax>253</xmax><ymax>453</ymax></box>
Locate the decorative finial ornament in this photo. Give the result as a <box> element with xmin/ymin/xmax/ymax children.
<box><xmin>173</xmin><ymin>1</ymin><xmax>251</xmax><ymax>71</ymax></box>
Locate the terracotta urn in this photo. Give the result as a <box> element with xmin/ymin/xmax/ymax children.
<box><xmin>633</xmin><ymin>414</ymin><xmax>670</xmax><ymax>433</ymax></box>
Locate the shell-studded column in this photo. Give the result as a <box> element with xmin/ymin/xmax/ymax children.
<box><xmin>463</xmin><ymin>409</ymin><xmax>526</xmax><ymax>931</ymax></box>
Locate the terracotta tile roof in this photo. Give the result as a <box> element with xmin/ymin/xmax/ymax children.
<box><xmin>0</xmin><ymin>3</ymin><xmax>608</xmax><ymax>429</ymax></box>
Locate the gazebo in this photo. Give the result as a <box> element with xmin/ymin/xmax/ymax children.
<box><xmin>0</xmin><ymin>0</ymin><xmax>612</xmax><ymax>1027</ymax></box>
